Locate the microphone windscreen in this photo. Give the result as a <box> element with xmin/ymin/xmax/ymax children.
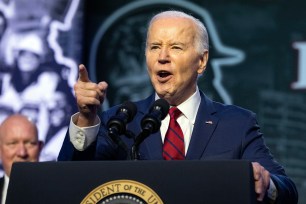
<box><xmin>151</xmin><ymin>98</ymin><xmax>169</xmax><ymax>120</ymax></box>
<box><xmin>120</xmin><ymin>101</ymin><xmax>137</xmax><ymax>122</ymax></box>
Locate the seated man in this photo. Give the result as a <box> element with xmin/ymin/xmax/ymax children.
<box><xmin>0</xmin><ymin>114</ymin><xmax>43</xmax><ymax>204</ymax></box>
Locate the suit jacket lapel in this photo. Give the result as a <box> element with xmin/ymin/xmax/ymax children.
<box><xmin>142</xmin><ymin>131</ymin><xmax>163</xmax><ymax>159</ymax></box>
<box><xmin>186</xmin><ymin>92</ymin><xmax>219</xmax><ymax>159</ymax></box>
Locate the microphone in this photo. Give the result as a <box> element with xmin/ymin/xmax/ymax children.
<box><xmin>134</xmin><ymin>98</ymin><xmax>169</xmax><ymax>147</ymax></box>
<box><xmin>107</xmin><ymin>101</ymin><xmax>137</xmax><ymax>146</ymax></box>
<box><xmin>131</xmin><ymin>98</ymin><xmax>169</xmax><ymax>160</ymax></box>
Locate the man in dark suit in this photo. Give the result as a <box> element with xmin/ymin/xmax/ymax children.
<box><xmin>0</xmin><ymin>114</ymin><xmax>43</xmax><ymax>204</ymax></box>
<box><xmin>58</xmin><ymin>10</ymin><xmax>298</xmax><ymax>203</ymax></box>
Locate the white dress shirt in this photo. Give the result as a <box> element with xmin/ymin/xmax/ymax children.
<box><xmin>1</xmin><ymin>174</ymin><xmax>9</xmax><ymax>204</ymax></box>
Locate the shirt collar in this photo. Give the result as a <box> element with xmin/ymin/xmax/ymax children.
<box><xmin>155</xmin><ymin>86</ymin><xmax>201</xmax><ymax>124</ymax></box>
<box><xmin>1</xmin><ymin>174</ymin><xmax>9</xmax><ymax>204</ymax></box>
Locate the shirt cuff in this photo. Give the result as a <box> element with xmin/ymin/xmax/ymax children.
<box><xmin>267</xmin><ymin>178</ymin><xmax>278</xmax><ymax>201</ymax></box>
<box><xmin>69</xmin><ymin>113</ymin><xmax>100</xmax><ymax>151</ymax></box>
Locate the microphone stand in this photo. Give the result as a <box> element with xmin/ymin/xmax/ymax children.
<box><xmin>131</xmin><ymin>142</ymin><xmax>140</xmax><ymax>160</ymax></box>
<box><xmin>108</xmin><ymin>129</ymin><xmax>136</xmax><ymax>160</ymax></box>
<box><xmin>131</xmin><ymin>123</ymin><xmax>154</xmax><ymax>160</ymax></box>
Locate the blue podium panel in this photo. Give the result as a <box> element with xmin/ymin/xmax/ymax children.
<box><xmin>7</xmin><ymin>160</ymin><xmax>256</xmax><ymax>204</ymax></box>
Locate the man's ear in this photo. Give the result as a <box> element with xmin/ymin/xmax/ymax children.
<box><xmin>197</xmin><ymin>50</ymin><xmax>209</xmax><ymax>75</ymax></box>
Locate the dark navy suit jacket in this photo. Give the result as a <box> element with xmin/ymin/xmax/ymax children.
<box><xmin>58</xmin><ymin>91</ymin><xmax>298</xmax><ymax>203</ymax></box>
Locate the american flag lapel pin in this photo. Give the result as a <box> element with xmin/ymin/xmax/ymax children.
<box><xmin>205</xmin><ymin>120</ymin><xmax>213</xmax><ymax>124</ymax></box>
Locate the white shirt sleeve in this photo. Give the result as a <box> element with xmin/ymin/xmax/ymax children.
<box><xmin>267</xmin><ymin>178</ymin><xmax>278</xmax><ymax>201</ymax></box>
<box><xmin>69</xmin><ymin>113</ymin><xmax>101</xmax><ymax>151</ymax></box>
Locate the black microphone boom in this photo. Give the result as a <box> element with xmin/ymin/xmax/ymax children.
<box><xmin>107</xmin><ymin>101</ymin><xmax>137</xmax><ymax>146</ymax></box>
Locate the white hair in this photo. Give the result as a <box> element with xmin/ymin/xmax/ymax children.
<box><xmin>147</xmin><ymin>10</ymin><xmax>209</xmax><ymax>54</ymax></box>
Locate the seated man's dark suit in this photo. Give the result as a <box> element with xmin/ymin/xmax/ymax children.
<box><xmin>0</xmin><ymin>176</ymin><xmax>3</xmax><ymax>201</ymax></box>
<box><xmin>58</xmin><ymin>91</ymin><xmax>298</xmax><ymax>203</ymax></box>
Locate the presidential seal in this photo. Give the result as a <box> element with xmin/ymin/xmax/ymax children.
<box><xmin>81</xmin><ymin>180</ymin><xmax>163</xmax><ymax>204</ymax></box>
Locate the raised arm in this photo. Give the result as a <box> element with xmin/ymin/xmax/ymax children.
<box><xmin>74</xmin><ymin>64</ymin><xmax>108</xmax><ymax>126</ymax></box>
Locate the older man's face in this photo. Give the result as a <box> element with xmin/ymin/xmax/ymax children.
<box><xmin>0</xmin><ymin>117</ymin><xmax>42</xmax><ymax>177</ymax></box>
<box><xmin>145</xmin><ymin>17</ymin><xmax>208</xmax><ymax>105</ymax></box>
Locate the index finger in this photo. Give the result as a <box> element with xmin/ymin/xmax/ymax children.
<box><xmin>78</xmin><ymin>64</ymin><xmax>90</xmax><ymax>82</ymax></box>
<box><xmin>252</xmin><ymin>162</ymin><xmax>261</xmax><ymax>180</ymax></box>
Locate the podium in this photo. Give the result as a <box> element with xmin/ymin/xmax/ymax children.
<box><xmin>7</xmin><ymin>160</ymin><xmax>256</xmax><ymax>204</ymax></box>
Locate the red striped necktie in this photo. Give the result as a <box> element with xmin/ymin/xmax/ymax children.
<box><xmin>163</xmin><ymin>107</ymin><xmax>185</xmax><ymax>160</ymax></box>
